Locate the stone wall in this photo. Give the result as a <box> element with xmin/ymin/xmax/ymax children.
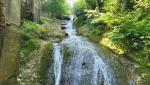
<box><xmin>0</xmin><ymin>0</ymin><xmax>41</xmax><ymax>84</ymax></box>
<box><xmin>0</xmin><ymin>26</ymin><xmax>20</xmax><ymax>85</ymax></box>
<box><xmin>0</xmin><ymin>0</ymin><xmax>20</xmax><ymax>25</ymax></box>
<box><xmin>21</xmin><ymin>0</ymin><xmax>40</xmax><ymax>23</ymax></box>
<box><xmin>21</xmin><ymin>0</ymin><xmax>33</xmax><ymax>21</ymax></box>
<box><xmin>7</xmin><ymin>0</ymin><xmax>21</xmax><ymax>25</ymax></box>
<box><xmin>0</xmin><ymin>0</ymin><xmax>20</xmax><ymax>84</ymax></box>
<box><xmin>0</xmin><ymin>0</ymin><xmax>6</xmax><ymax>57</ymax></box>
<box><xmin>33</xmin><ymin>0</ymin><xmax>40</xmax><ymax>22</ymax></box>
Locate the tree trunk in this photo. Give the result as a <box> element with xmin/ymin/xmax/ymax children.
<box><xmin>95</xmin><ymin>0</ymin><xmax>102</xmax><ymax>12</ymax></box>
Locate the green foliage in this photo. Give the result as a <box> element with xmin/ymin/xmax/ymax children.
<box><xmin>20</xmin><ymin>21</ymin><xmax>48</xmax><ymax>39</ymax></box>
<box><xmin>74</xmin><ymin>0</ymin><xmax>87</xmax><ymax>14</ymax></box>
<box><xmin>103</xmin><ymin>0</ymin><xmax>118</xmax><ymax>12</ymax></box>
<box><xmin>20</xmin><ymin>21</ymin><xmax>48</xmax><ymax>58</ymax></box>
<box><xmin>85</xmin><ymin>0</ymin><xmax>96</xmax><ymax>9</ymax></box>
<box><xmin>75</xmin><ymin>0</ymin><xmax>150</xmax><ymax>84</ymax></box>
<box><xmin>42</xmin><ymin>0</ymin><xmax>71</xmax><ymax>17</ymax></box>
<box><xmin>20</xmin><ymin>21</ymin><xmax>40</xmax><ymax>58</ymax></box>
<box><xmin>20</xmin><ymin>21</ymin><xmax>37</xmax><ymax>40</ymax></box>
<box><xmin>75</xmin><ymin>0</ymin><xmax>150</xmax><ymax>54</ymax></box>
<box><xmin>73</xmin><ymin>0</ymin><xmax>87</xmax><ymax>25</ymax></box>
<box><xmin>116</xmin><ymin>0</ymin><xmax>135</xmax><ymax>11</ymax></box>
<box><xmin>108</xmin><ymin>13</ymin><xmax>150</xmax><ymax>51</ymax></box>
<box><xmin>21</xmin><ymin>38</ymin><xmax>39</xmax><ymax>57</ymax></box>
<box><xmin>88</xmin><ymin>12</ymin><xmax>120</xmax><ymax>28</ymax></box>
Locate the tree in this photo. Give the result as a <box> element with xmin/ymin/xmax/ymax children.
<box><xmin>85</xmin><ymin>0</ymin><xmax>96</xmax><ymax>9</ymax></box>
<box><xmin>42</xmin><ymin>0</ymin><xmax>70</xmax><ymax>18</ymax></box>
<box><xmin>95</xmin><ymin>0</ymin><xmax>103</xmax><ymax>11</ymax></box>
<box><xmin>116</xmin><ymin>0</ymin><xmax>135</xmax><ymax>12</ymax></box>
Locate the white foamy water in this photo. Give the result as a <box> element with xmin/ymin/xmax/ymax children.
<box><xmin>52</xmin><ymin>15</ymin><xmax>128</xmax><ymax>85</ymax></box>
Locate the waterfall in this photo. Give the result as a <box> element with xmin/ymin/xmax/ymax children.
<box><xmin>53</xmin><ymin>43</ymin><xmax>63</xmax><ymax>85</ymax></box>
<box><xmin>52</xmin><ymin>15</ymin><xmax>128</xmax><ymax>85</ymax></box>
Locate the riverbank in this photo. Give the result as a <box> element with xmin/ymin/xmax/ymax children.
<box><xmin>18</xmin><ymin>17</ymin><xmax>66</xmax><ymax>85</ymax></box>
<box><xmin>76</xmin><ymin>24</ymin><xmax>150</xmax><ymax>85</ymax></box>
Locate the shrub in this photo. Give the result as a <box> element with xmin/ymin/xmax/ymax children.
<box><xmin>20</xmin><ymin>21</ymin><xmax>48</xmax><ymax>39</ymax></box>
<box><xmin>20</xmin><ymin>21</ymin><xmax>40</xmax><ymax>57</ymax></box>
<box><xmin>20</xmin><ymin>21</ymin><xmax>49</xmax><ymax>64</ymax></box>
<box><xmin>20</xmin><ymin>21</ymin><xmax>37</xmax><ymax>40</ymax></box>
<box><xmin>21</xmin><ymin>38</ymin><xmax>39</xmax><ymax>57</ymax></box>
<box><xmin>108</xmin><ymin>13</ymin><xmax>150</xmax><ymax>53</ymax></box>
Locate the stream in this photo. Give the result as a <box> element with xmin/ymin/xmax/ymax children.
<box><xmin>48</xmin><ymin>15</ymin><xmax>129</xmax><ymax>85</ymax></box>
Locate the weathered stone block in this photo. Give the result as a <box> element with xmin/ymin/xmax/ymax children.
<box><xmin>21</xmin><ymin>0</ymin><xmax>40</xmax><ymax>23</ymax></box>
<box><xmin>0</xmin><ymin>26</ymin><xmax>20</xmax><ymax>85</ymax></box>
<box><xmin>8</xmin><ymin>0</ymin><xmax>21</xmax><ymax>25</ymax></box>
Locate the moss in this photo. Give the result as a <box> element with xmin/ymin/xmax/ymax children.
<box><xmin>55</xmin><ymin>35</ymin><xmax>65</xmax><ymax>41</ymax></box>
<box><xmin>38</xmin><ymin>42</ymin><xmax>53</xmax><ymax>84</ymax></box>
<box><xmin>63</xmin><ymin>45</ymin><xmax>71</xmax><ymax>62</ymax></box>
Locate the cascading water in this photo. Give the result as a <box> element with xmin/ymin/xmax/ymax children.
<box><xmin>53</xmin><ymin>43</ymin><xmax>63</xmax><ymax>85</ymax></box>
<box><xmin>52</xmin><ymin>15</ymin><xmax>129</xmax><ymax>85</ymax></box>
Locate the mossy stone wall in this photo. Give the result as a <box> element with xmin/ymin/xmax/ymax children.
<box><xmin>0</xmin><ymin>26</ymin><xmax>20</xmax><ymax>85</ymax></box>
<box><xmin>0</xmin><ymin>0</ymin><xmax>20</xmax><ymax>84</ymax></box>
<box><xmin>21</xmin><ymin>0</ymin><xmax>40</xmax><ymax>23</ymax></box>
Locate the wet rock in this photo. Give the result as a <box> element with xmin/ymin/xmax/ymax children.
<box><xmin>82</xmin><ymin>62</ymin><xmax>86</xmax><ymax>66</ymax></box>
<box><xmin>59</xmin><ymin>15</ymin><xmax>70</xmax><ymax>20</ymax></box>
<box><xmin>61</xmin><ymin>22</ymin><xmax>68</xmax><ymax>25</ymax></box>
<box><xmin>61</xmin><ymin>25</ymin><xmax>66</xmax><ymax>29</ymax></box>
<box><xmin>65</xmin><ymin>33</ymin><xmax>69</xmax><ymax>37</ymax></box>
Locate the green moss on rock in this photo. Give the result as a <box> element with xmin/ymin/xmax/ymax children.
<box><xmin>63</xmin><ymin>45</ymin><xmax>71</xmax><ymax>62</ymax></box>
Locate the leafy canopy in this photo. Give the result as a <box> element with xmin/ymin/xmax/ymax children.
<box><xmin>42</xmin><ymin>0</ymin><xmax>71</xmax><ymax>17</ymax></box>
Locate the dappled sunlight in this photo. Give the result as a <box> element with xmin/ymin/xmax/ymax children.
<box><xmin>100</xmin><ymin>37</ymin><xmax>125</xmax><ymax>54</ymax></box>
